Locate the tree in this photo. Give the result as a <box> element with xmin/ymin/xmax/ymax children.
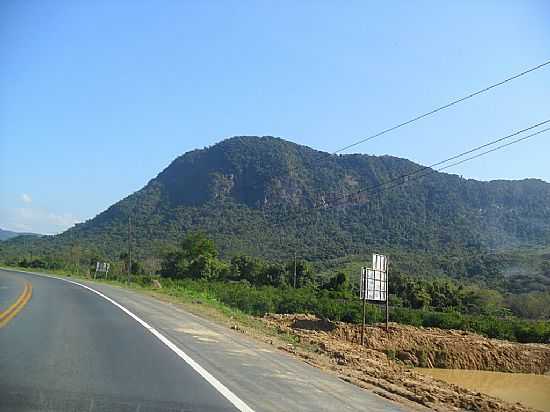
<box><xmin>160</xmin><ymin>232</ymin><xmax>221</xmax><ymax>280</ymax></box>
<box><xmin>119</xmin><ymin>252</ymin><xmax>144</xmax><ymax>275</ymax></box>
<box><xmin>286</xmin><ymin>259</ymin><xmax>315</xmax><ymax>288</ymax></box>
<box><xmin>409</xmin><ymin>284</ymin><xmax>431</xmax><ymax>309</ymax></box>
<box><xmin>180</xmin><ymin>232</ymin><xmax>217</xmax><ymax>262</ymax></box>
<box><xmin>260</xmin><ymin>262</ymin><xmax>287</xmax><ymax>287</ymax></box>
<box><xmin>324</xmin><ymin>272</ymin><xmax>349</xmax><ymax>291</ymax></box>
<box><xmin>230</xmin><ymin>255</ymin><xmax>263</xmax><ymax>283</ymax></box>
<box><xmin>506</xmin><ymin>292</ymin><xmax>550</xmax><ymax>319</ymax></box>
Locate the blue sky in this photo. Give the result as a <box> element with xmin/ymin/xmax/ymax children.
<box><xmin>1</xmin><ymin>1</ymin><xmax>549</xmax><ymax>234</ymax></box>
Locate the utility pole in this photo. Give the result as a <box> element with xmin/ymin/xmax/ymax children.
<box><xmin>293</xmin><ymin>251</ymin><xmax>297</xmax><ymax>288</ymax></box>
<box><xmin>127</xmin><ymin>215</ymin><xmax>132</xmax><ymax>285</ymax></box>
<box><xmin>75</xmin><ymin>242</ymin><xmax>80</xmax><ymax>276</ymax></box>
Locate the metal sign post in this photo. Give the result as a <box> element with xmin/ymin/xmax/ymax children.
<box><xmin>372</xmin><ymin>253</ymin><xmax>389</xmax><ymax>332</ymax></box>
<box><xmin>360</xmin><ymin>267</ymin><xmax>367</xmax><ymax>345</ymax></box>
<box><xmin>94</xmin><ymin>262</ymin><xmax>111</xmax><ymax>279</ymax></box>
<box><xmin>385</xmin><ymin>260</ymin><xmax>390</xmax><ymax>332</ymax></box>
<box><xmin>359</xmin><ymin>253</ymin><xmax>390</xmax><ymax>345</ymax></box>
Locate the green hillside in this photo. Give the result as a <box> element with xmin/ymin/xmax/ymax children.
<box><xmin>2</xmin><ymin>136</ymin><xmax>550</xmax><ymax>284</ymax></box>
<box><xmin>0</xmin><ymin>228</ymin><xmax>40</xmax><ymax>241</ymax></box>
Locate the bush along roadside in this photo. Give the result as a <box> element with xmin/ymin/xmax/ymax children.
<box><xmin>5</xmin><ymin>265</ymin><xmax>550</xmax><ymax>344</ymax></box>
<box><xmin>5</xmin><ymin>227</ymin><xmax>550</xmax><ymax>345</ymax></box>
<box><xmin>149</xmin><ymin>276</ymin><xmax>550</xmax><ymax>344</ymax></box>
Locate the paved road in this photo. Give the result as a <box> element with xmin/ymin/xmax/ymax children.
<box><xmin>0</xmin><ymin>270</ymin><xmax>238</xmax><ymax>411</ymax></box>
<box><xmin>0</xmin><ymin>271</ymin><xmax>24</xmax><ymax>312</ymax></box>
<box><xmin>0</xmin><ymin>269</ymin><xmax>407</xmax><ymax>412</ymax></box>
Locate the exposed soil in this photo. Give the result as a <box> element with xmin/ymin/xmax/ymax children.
<box><xmin>290</xmin><ymin>316</ymin><xmax>550</xmax><ymax>374</ymax></box>
<box><xmin>263</xmin><ymin>314</ymin><xmax>550</xmax><ymax>412</ymax></box>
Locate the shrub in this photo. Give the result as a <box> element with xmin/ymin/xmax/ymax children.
<box><xmin>136</xmin><ymin>278</ymin><xmax>550</xmax><ymax>344</ymax></box>
<box><xmin>421</xmin><ymin>311</ymin><xmax>465</xmax><ymax>330</ymax></box>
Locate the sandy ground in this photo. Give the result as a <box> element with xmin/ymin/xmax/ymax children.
<box><xmin>262</xmin><ymin>314</ymin><xmax>550</xmax><ymax>412</ymax></box>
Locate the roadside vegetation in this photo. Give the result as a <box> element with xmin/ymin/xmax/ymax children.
<box><xmin>4</xmin><ymin>231</ymin><xmax>550</xmax><ymax>343</ymax></box>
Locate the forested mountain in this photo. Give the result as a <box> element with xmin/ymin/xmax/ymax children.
<box><xmin>2</xmin><ymin>136</ymin><xmax>550</xmax><ymax>269</ymax></box>
<box><xmin>0</xmin><ymin>228</ymin><xmax>40</xmax><ymax>241</ymax></box>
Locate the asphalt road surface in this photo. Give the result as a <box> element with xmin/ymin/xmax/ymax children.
<box><xmin>0</xmin><ymin>269</ymin><xmax>406</xmax><ymax>412</ymax></box>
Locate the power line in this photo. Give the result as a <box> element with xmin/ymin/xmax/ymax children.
<box><xmin>284</xmin><ymin>122</ymin><xmax>550</xmax><ymax>263</ymax></box>
<box><xmin>252</xmin><ymin>119</ymin><xmax>550</xmax><ymax>266</ymax></box>
<box><xmin>328</xmin><ymin>123</ymin><xmax>550</xmax><ymax>208</ymax></box>
<box><xmin>333</xmin><ymin>59</ymin><xmax>550</xmax><ymax>154</ymax></box>
<box><xmin>430</xmin><ymin>126</ymin><xmax>550</xmax><ymax>175</ymax></box>
<box><xmin>270</xmin><ymin>119</ymin><xmax>550</xmax><ymax>244</ymax></box>
<box><xmin>353</xmin><ymin>126</ymin><xmax>550</xmax><ymax>204</ymax></box>
<box><xmin>327</xmin><ymin>119</ymin><xmax>550</xmax><ymax>205</ymax></box>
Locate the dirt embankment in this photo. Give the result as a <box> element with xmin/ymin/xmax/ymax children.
<box><xmin>263</xmin><ymin>314</ymin><xmax>550</xmax><ymax>412</ymax></box>
<box><xmin>290</xmin><ymin>317</ymin><xmax>550</xmax><ymax>374</ymax></box>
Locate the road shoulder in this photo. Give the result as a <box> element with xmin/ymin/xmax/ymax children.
<box><xmin>3</xmin><ymin>268</ymin><xmax>416</xmax><ymax>411</ymax></box>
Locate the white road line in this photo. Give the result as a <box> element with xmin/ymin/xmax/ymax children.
<box><xmin>7</xmin><ymin>269</ymin><xmax>255</xmax><ymax>412</ymax></box>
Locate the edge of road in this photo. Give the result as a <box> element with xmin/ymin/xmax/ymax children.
<box><xmin>2</xmin><ymin>268</ymin><xmax>255</xmax><ymax>412</ymax></box>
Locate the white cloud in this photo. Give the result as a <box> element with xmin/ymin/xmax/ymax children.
<box><xmin>0</xmin><ymin>206</ymin><xmax>81</xmax><ymax>235</ymax></box>
<box><xmin>21</xmin><ymin>193</ymin><xmax>32</xmax><ymax>204</ymax></box>
<box><xmin>11</xmin><ymin>222</ymin><xmax>33</xmax><ymax>232</ymax></box>
<box><xmin>46</xmin><ymin>211</ymin><xmax>81</xmax><ymax>228</ymax></box>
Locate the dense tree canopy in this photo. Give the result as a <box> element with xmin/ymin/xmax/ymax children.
<box><xmin>2</xmin><ymin>136</ymin><xmax>549</xmax><ymax>263</ymax></box>
<box><xmin>2</xmin><ymin>136</ymin><xmax>550</xmax><ymax>332</ymax></box>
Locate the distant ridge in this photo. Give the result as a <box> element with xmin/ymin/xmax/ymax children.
<box><xmin>0</xmin><ymin>228</ymin><xmax>41</xmax><ymax>241</ymax></box>
<box><xmin>1</xmin><ymin>136</ymin><xmax>549</xmax><ymax>260</ymax></box>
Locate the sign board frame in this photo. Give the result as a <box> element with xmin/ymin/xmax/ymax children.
<box><xmin>360</xmin><ymin>253</ymin><xmax>390</xmax><ymax>343</ymax></box>
<box><xmin>361</xmin><ymin>268</ymin><xmax>387</xmax><ymax>302</ymax></box>
<box><xmin>372</xmin><ymin>253</ymin><xmax>388</xmax><ymax>273</ymax></box>
<box><xmin>94</xmin><ymin>261</ymin><xmax>110</xmax><ymax>279</ymax></box>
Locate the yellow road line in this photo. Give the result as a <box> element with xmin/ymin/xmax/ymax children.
<box><xmin>0</xmin><ymin>281</ymin><xmax>32</xmax><ymax>328</ymax></box>
<box><xmin>0</xmin><ymin>282</ymin><xmax>29</xmax><ymax>318</ymax></box>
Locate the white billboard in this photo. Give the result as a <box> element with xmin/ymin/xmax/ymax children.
<box><xmin>366</xmin><ymin>268</ymin><xmax>387</xmax><ymax>301</ymax></box>
<box><xmin>95</xmin><ymin>262</ymin><xmax>110</xmax><ymax>273</ymax></box>
<box><xmin>372</xmin><ymin>253</ymin><xmax>388</xmax><ymax>273</ymax></box>
<box><xmin>360</xmin><ymin>253</ymin><xmax>388</xmax><ymax>302</ymax></box>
